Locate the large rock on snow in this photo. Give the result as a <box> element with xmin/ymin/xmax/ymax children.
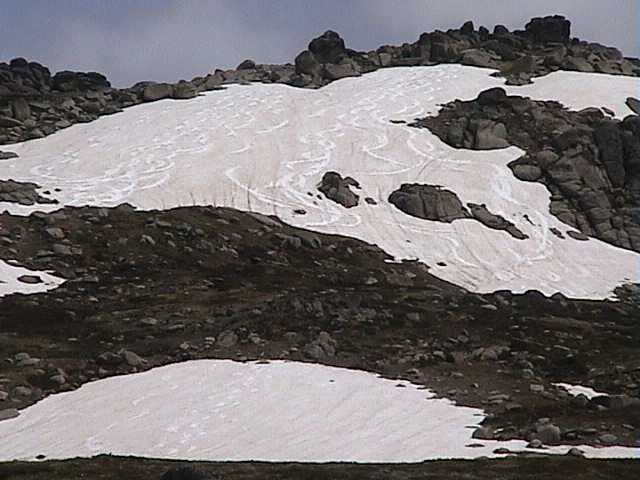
<box><xmin>388</xmin><ymin>184</ymin><xmax>470</xmax><ymax>222</ymax></box>
<box><xmin>318</xmin><ymin>171</ymin><xmax>360</xmax><ymax>208</ymax></box>
<box><xmin>525</xmin><ymin>16</ymin><xmax>571</xmax><ymax>44</ymax></box>
<box><xmin>468</xmin><ymin>203</ymin><xmax>528</xmax><ymax>240</ymax></box>
<box><xmin>627</xmin><ymin>97</ymin><xmax>640</xmax><ymax>115</ymax></box>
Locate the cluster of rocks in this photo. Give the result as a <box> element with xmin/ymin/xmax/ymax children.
<box><xmin>0</xmin><ymin>179</ymin><xmax>57</xmax><ymax>206</ymax></box>
<box><xmin>0</xmin><ymin>58</ymin><xmax>234</xmax><ymax>145</ymax></box>
<box><xmin>317</xmin><ymin>171</ymin><xmax>361</xmax><ymax>208</ymax></box>
<box><xmin>388</xmin><ymin>183</ymin><xmax>528</xmax><ymax>239</ymax></box>
<box><xmin>2</xmin><ymin>16</ymin><xmax>639</xmax><ymax>146</ymax></box>
<box><xmin>291</xmin><ymin>16</ymin><xmax>640</xmax><ymax>89</ymax></box>
<box><xmin>416</xmin><ymin>87</ymin><xmax>640</xmax><ymax>252</ymax></box>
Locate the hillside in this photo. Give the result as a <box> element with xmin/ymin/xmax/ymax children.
<box><xmin>1</xmin><ymin>14</ymin><xmax>639</xmax><ymax>479</ymax></box>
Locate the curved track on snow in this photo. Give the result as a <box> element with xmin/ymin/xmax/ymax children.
<box><xmin>2</xmin><ymin>65</ymin><xmax>639</xmax><ymax>298</ymax></box>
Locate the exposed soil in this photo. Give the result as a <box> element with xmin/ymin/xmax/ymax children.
<box><xmin>1</xmin><ymin>205</ymin><xmax>639</xmax><ymax>449</ymax></box>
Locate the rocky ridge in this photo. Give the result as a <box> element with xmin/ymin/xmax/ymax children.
<box><xmin>2</xmin><ymin>15</ymin><xmax>639</xmax><ymax>147</ymax></box>
<box><xmin>413</xmin><ymin>87</ymin><xmax>640</xmax><ymax>252</ymax></box>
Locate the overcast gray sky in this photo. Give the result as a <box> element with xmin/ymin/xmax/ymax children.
<box><xmin>1</xmin><ymin>0</ymin><xmax>638</xmax><ymax>87</ymax></box>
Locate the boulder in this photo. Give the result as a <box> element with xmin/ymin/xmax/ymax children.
<box><xmin>0</xmin><ymin>409</ymin><xmax>19</xmax><ymax>422</ymax></box>
<box><xmin>564</xmin><ymin>56</ymin><xmax>595</xmax><ymax>72</ymax></box>
<box><xmin>461</xmin><ymin>49</ymin><xmax>500</xmax><ymax>68</ymax></box>
<box><xmin>477</xmin><ymin>87</ymin><xmax>508</xmax><ymax>106</ymax></box>
<box><xmin>318</xmin><ymin>171</ymin><xmax>360</xmax><ymax>208</ymax></box>
<box><xmin>308</xmin><ymin>30</ymin><xmax>346</xmax><ymax>64</ymax></box>
<box><xmin>468</xmin><ymin>203</ymin><xmax>529</xmax><ymax>240</ymax></box>
<box><xmin>389</xmin><ymin>184</ymin><xmax>470</xmax><ymax>222</ymax></box>
<box><xmin>295</xmin><ymin>50</ymin><xmax>321</xmax><ymax>76</ymax></box>
<box><xmin>525</xmin><ymin>15</ymin><xmax>571</xmax><ymax>44</ymax></box>
<box><xmin>142</xmin><ymin>83</ymin><xmax>173</xmax><ymax>102</ymax></box>
<box><xmin>171</xmin><ymin>81</ymin><xmax>197</xmax><ymax>100</ymax></box>
<box><xmin>627</xmin><ymin>97</ymin><xmax>640</xmax><ymax>115</ymax></box>
<box><xmin>473</xmin><ymin>120</ymin><xmax>510</xmax><ymax>149</ymax></box>
<box><xmin>0</xmin><ymin>151</ymin><xmax>19</xmax><ymax>160</ymax></box>
<box><xmin>535</xmin><ymin>422</ymin><xmax>562</xmax><ymax>444</ymax></box>
<box><xmin>460</xmin><ymin>21</ymin><xmax>475</xmax><ymax>36</ymax></box>
<box><xmin>322</xmin><ymin>62</ymin><xmax>359</xmax><ymax>81</ymax></box>
<box><xmin>512</xmin><ymin>164</ymin><xmax>543</xmax><ymax>182</ymax></box>
<box><xmin>236</xmin><ymin>59</ymin><xmax>256</xmax><ymax>70</ymax></box>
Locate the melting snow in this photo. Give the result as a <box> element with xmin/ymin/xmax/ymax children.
<box><xmin>0</xmin><ymin>260</ymin><xmax>64</xmax><ymax>297</ymax></box>
<box><xmin>1</xmin><ymin>65</ymin><xmax>639</xmax><ymax>298</ymax></box>
<box><xmin>554</xmin><ymin>383</ymin><xmax>610</xmax><ymax>400</ymax></box>
<box><xmin>0</xmin><ymin>360</ymin><xmax>637</xmax><ymax>462</ymax></box>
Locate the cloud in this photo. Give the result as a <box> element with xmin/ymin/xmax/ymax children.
<box><xmin>0</xmin><ymin>0</ymin><xmax>637</xmax><ymax>87</ymax></box>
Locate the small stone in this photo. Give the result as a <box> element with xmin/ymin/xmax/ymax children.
<box><xmin>217</xmin><ymin>330</ymin><xmax>238</xmax><ymax>348</ymax></box>
<box><xmin>122</xmin><ymin>350</ymin><xmax>146</xmax><ymax>367</ymax></box>
<box><xmin>567</xmin><ymin>447</ymin><xmax>585</xmax><ymax>457</ymax></box>
<box><xmin>12</xmin><ymin>386</ymin><xmax>33</xmax><ymax>397</ymax></box>
<box><xmin>17</xmin><ymin>275</ymin><xmax>42</xmax><ymax>284</ymax></box>
<box><xmin>0</xmin><ymin>409</ymin><xmax>19</xmax><ymax>421</ymax></box>
<box><xmin>599</xmin><ymin>433</ymin><xmax>618</xmax><ymax>445</ymax></box>
<box><xmin>44</xmin><ymin>227</ymin><xmax>65</xmax><ymax>240</ymax></box>
<box><xmin>49</xmin><ymin>374</ymin><xmax>67</xmax><ymax>386</ymax></box>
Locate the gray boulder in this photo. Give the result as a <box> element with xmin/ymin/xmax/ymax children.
<box><xmin>172</xmin><ymin>81</ymin><xmax>197</xmax><ymax>100</ymax></box>
<box><xmin>473</xmin><ymin>120</ymin><xmax>510</xmax><ymax>149</ymax></box>
<box><xmin>627</xmin><ymin>97</ymin><xmax>640</xmax><ymax>115</ymax></box>
<box><xmin>461</xmin><ymin>49</ymin><xmax>500</xmax><ymax>68</ymax></box>
<box><xmin>388</xmin><ymin>184</ymin><xmax>470</xmax><ymax>222</ymax></box>
<box><xmin>308</xmin><ymin>30</ymin><xmax>346</xmax><ymax>64</ymax></box>
<box><xmin>142</xmin><ymin>83</ymin><xmax>173</xmax><ymax>102</ymax></box>
<box><xmin>525</xmin><ymin>15</ymin><xmax>571</xmax><ymax>44</ymax></box>
<box><xmin>295</xmin><ymin>50</ymin><xmax>321</xmax><ymax>76</ymax></box>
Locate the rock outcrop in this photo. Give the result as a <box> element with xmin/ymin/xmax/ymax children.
<box><xmin>318</xmin><ymin>172</ymin><xmax>360</xmax><ymax>208</ymax></box>
<box><xmin>389</xmin><ymin>184</ymin><xmax>528</xmax><ymax>239</ymax></box>
<box><xmin>2</xmin><ymin>16</ymin><xmax>639</xmax><ymax>146</ymax></box>
<box><xmin>0</xmin><ymin>179</ymin><xmax>58</xmax><ymax>206</ymax></box>
<box><xmin>414</xmin><ymin>88</ymin><xmax>640</xmax><ymax>252</ymax></box>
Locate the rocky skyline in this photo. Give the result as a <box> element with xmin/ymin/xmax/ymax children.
<box><xmin>1</xmin><ymin>0</ymin><xmax>638</xmax><ymax>86</ymax></box>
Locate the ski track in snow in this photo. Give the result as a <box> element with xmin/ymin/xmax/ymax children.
<box><xmin>0</xmin><ymin>360</ymin><xmax>637</xmax><ymax>462</ymax></box>
<box><xmin>1</xmin><ymin>66</ymin><xmax>639</xmax><ymax>298</ymax></box>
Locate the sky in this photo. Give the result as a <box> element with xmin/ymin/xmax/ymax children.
<box><xmin>1</xmin><ymin>0</ymin><xmax>638</xmax><ymax>87</ymax></box>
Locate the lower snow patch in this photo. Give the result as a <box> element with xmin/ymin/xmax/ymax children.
<box><xmin>0</xmin><ymin>360</ymin><xmax>637</xmax><ymax>462</ymax></box>
<box><xmin>3</xmin><ymin>66</ymin><xmax>640</xmax><ymax>298</ymax></box>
